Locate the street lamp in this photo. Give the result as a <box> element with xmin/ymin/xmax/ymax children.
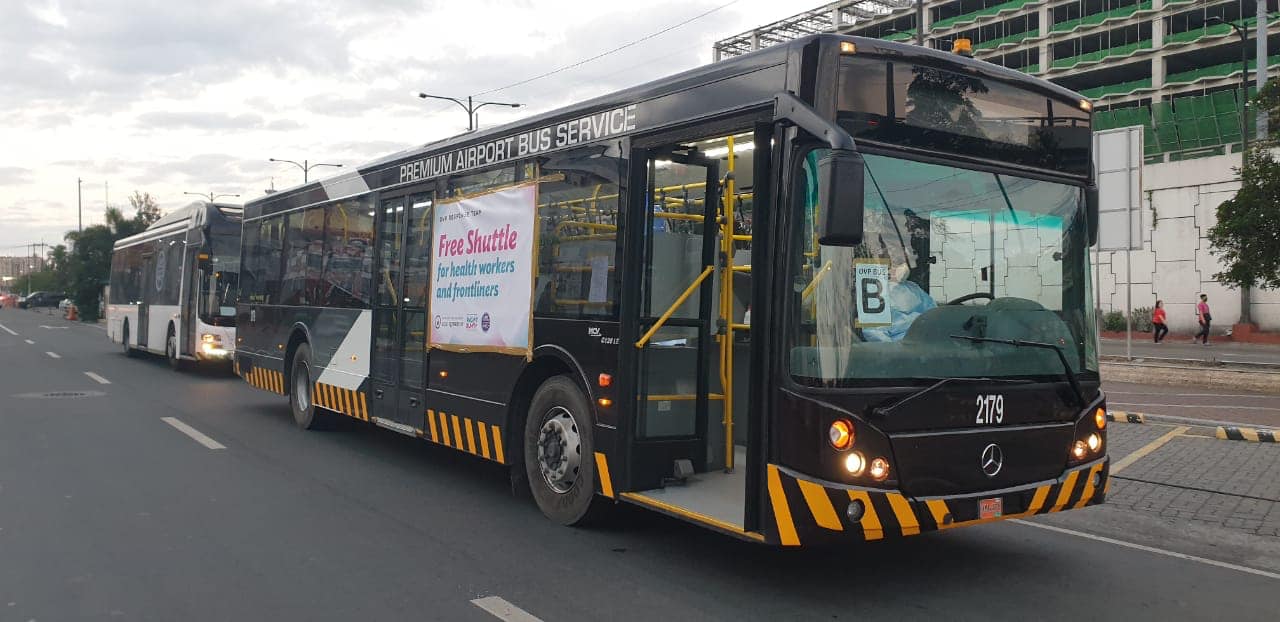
<box><xmin>416</xmin><ymin>92</ymin><xmax>522</xmax><ymax>131</ymax></box>
<box><xmin>185</xmin><ymin>191</ymin><xmax>240</xmax><ymax>202</ymax></box>
<box><xmin>1207</xmin><ymin>16</ymin><xmax>1250</xmax><ymax>155</ymax></box>
<box><xmin>268</xmin><ymin>158</ymin><xmax>343</xmax><ymax>184</ymax></box>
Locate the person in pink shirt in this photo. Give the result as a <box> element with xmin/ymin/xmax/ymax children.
<box><xmin>1152</xmin><ymin>300</ymin><xmax>1168</xmax><ymax>343</ymax></box>
<box><xmin>1194</xmin><ymin>294</ymin><xmax>1212</xmax><ymax>345</ymax></box>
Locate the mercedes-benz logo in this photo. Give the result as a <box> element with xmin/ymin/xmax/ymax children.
<box><xmin>980</xmin><ymin>443</ymin><xmax>1004</xmax><ymax>477</ymax></box>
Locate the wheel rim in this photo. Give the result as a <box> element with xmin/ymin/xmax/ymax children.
<box><xmin>536</xmin><ymin>406</ymin><xmax>582</xmax><ymax>494</ymax></box>
<box><xmin>293</xmin><ymin>363</ymin><xmax>310</xmax><ymax>412</ymax></box>
<box><xmin>167</xmin><ymin>334</ymin><xmax>175</xmax><ymax>360</ymax></box>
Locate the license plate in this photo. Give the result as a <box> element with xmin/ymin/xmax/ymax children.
<box><xmin>979</xmin><ymin>497</ymin><xmax>1003</xmax><ymax>519</ymax></box>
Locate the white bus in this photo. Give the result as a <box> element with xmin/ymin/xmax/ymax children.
<box><xmin>107</xmin><ymin>201</ymin><xmax>242</xmax><ymax>370</ymax></box>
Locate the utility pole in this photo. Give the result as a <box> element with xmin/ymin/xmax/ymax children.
<box><xmin>1259</xmin><ymin>0</ymin><xmax>1270</xmax><ymax>140</ymax></box>
<box><xmin>916</xmin><ymin>0</ymin><xmax>925</xmax><ymax>46</ymax></box>
<box><xmin>77</xmin><ymin>177</ymin><xmax>83</xmax><ymax>233</ymax></box>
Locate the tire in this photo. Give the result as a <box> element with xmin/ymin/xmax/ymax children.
<box><xmin>523</xmin><ymin>376</ymin><xmax>608</xmax><ymax>526</ymax></box>
<box><xmin>166</xmin><ymin>326</ymin><xmax>184</xmax><ymax>371</ymax></box>
<box><xmin>288</xmin><ymin>343</ymin><xmax>328</xmax><ymax>430</ymax></box>
<box><xmin>122</xmin><ymin>322</ymin><xmax>136</xmax><ymax>358</ymax></box>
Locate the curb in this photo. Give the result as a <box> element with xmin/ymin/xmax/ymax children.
<box><xmin>1215</xmin><ymin>426</ymin><xmax>1279</xmax><ymax>443</ymax></box>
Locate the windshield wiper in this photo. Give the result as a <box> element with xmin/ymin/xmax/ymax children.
<box><xmin>870</xmin><ymin>376</ymin><xmax>1030</xmax><ymax>419</ymax></box>
<box><xmin>949</xmin><ymin>335</ymin><xmax>1085</xmax><ymax>407</ymax></box>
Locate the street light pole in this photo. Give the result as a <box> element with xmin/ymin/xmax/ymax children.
<box><xmin>1209</xmin><ymin>16</ymin><xmax>1249</xmax><ymax>155</ymax></box>
<box><xmin>184</xmin><ymin>191</ymin><xmax>241</xmax><ymax>202</ymax></box>
<box><xmin>268</xmin><ymin>158</ymin><xmax>343</xmax><ymax>184</ymax></box>
<box><xmin>416</xmin><ymin>92</ymin><xmax>522</xmax><ymax>131</ymax></box>
<box><xmin>77</xmin><ymin>177</ymin><xmax>82</xmax><ymax>233</ymax></box>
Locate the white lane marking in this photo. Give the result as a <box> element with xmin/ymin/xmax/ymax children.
<box><xmin>1111</xmin><ymin>426</ymin><xmax>1188</xmax><ymax>474</ymax></box>
<box><xmin>24</xmin><ymin>339</ymin><xmax>34</xmax><ymax>344</ymax></box>
<box><xmin>45</xmin><ymin>351</ymin><xmax>61</xmax><ymax>359</ymax></box>
<box><xmin>84</xmin><ymin>372</ymin><xmax>110</xmax><ymax>385</ymax></box>
<box><xmin>471</xmin><ymin>596</ymin><xmax>544</xmax><ymax>622</ymax></box>
<box><xmin>1012</xmin><ymin>520</ymin><xmax>1280</xmax><ymax>581</ymax></box>
<box><xmin>1110</xmin><ymin>401</ymin><xmax>1280</xmax><ymax>412</ymax></box>
<box><xmin>0</xmin><ymin>323</ymin><xmax>16</xmax><ymax>336</ymax></box>
<box><xmin>38</xmin><ymin>325</ymin><xmax>68</xmax><ymax>330</ymax></box>
<box><xmin>160</xmin><ymin>417</ymin><xmax>226</xmax><ymax>450</ymax></box>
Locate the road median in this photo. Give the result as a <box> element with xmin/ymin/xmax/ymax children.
<box><xmin>1102</xmin><ymin>356</ymin><xmax>1280</xmax><ymax>393</ymax></box>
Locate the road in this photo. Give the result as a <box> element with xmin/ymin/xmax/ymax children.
<box><xmin>2</xmin><ymin>309</ymin><xmax>1278</xmax><ymax>621</ymax></box>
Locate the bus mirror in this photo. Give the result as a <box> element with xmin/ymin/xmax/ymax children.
<box><xmin>1085</xmin><ymin>184</ymin><xmax>1099</xmax><ymax>246</ymax></box>
<box><xmin>817</xmin><ymin>149</ymin><xmax>866</xmax><ymax>246</ymax></box>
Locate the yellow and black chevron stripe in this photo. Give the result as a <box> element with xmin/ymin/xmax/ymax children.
<box><xmin>1215</xmin><ymin>426</ymin><xmax>1277</xmax><ymax>442</ymax></box>
<box><xmin>766</xmin><ymin>460</ymin><xmax>1109</xmax><ymax>546</ymax></box>
<box><xmin>244</xmin><ymin>365</ymin><xmax>285</xmax><ymax>395</ymax></box>
<box><xmin>424</xmin><ymin>409</ymin><xmax>506</xmax><ymax>464</ymax></box>
<box><xmin>314</xmin><ymin>383</ymin><xmax>369</xmax><ymax>421</ymax></box>
<box><xmin>1107</xmin><ymin>410</ymin><xmax>1147</xmax><ymax>424</ymax></box>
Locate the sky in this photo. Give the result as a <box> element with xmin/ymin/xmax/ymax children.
<box><xmin>0</xmin><ymin>0</ymin><xmax>802</xmax><ymax>256</ymax></box>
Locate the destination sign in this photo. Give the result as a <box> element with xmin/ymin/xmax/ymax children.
<box><xmin>399</xmin><ymin>104</ymin><xmax>639</xmax><ymax>184</ymax></box>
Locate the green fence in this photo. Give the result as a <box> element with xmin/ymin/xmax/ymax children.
<box><xmin>1092</xmin><ymin>88</ymin><xmax>1257</xmax><ymax>158</ymax></box>
<box><xmin>1052</xmin><ymin>39</ymin><xmax>1152</xmax><ymax>69</ymax></box>
<box><xmin>931</xmin><ymin>0</ymin><xmax>1040</xmax><ymax>30</ymax></box>
<box><xmin>1052</xmin><ymin>1</ymin><xmax>1153</xmax><ymax>33</ymax></box>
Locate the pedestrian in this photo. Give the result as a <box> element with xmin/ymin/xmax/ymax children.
<box><xmin>1195</xmin><ymin>294</ymin><xmax>1212</xmax><ymax>345</ymax></box>
<box><xmin>1152</xmin><ymin>300</ymin><xmax>1168</xmax><ymax>343</ymax></box>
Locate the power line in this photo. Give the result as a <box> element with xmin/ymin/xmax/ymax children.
<box><xmin>473</xmin><ymin>0</ymin><xmax>744</xmax><ymax>97</ymax></box>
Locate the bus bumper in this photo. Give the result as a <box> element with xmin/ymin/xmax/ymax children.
<box><xmin>765</xmin><ymin>457</ymin><xmax>1109</xmax><ymax>546</ymax></box>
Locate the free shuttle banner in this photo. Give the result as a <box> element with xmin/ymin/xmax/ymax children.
<box><xmin>429</xmin><ymin>182</ymin><xmax>536</xmax><ymax>356</ymax></box>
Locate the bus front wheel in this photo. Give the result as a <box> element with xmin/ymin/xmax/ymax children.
<box><xmin>523</xmin><ymin>376</ymin><xmax>608</xmax><ymax>526</ymax></box>
<box><xmin>166</xmin><ymin>326</ymin><xmax>184</xmax><ymax>371</ymax></box>
<box><xmin>288</xmin><ymin>343</ymin><xmax>329</xmax><ymax>430</ymax></box>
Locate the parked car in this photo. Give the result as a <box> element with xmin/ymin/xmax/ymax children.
<box><xmin>58</xmin><ymin>298</ymin><xmax>72</xmax><ymax>310</ymax></box>
<box><xmin>18</xmin><ymin>292</ymin><xmax>67</xmax><ymax>308</ymax></box>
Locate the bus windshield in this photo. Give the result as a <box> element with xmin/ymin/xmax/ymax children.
<box><xmin>202</xmin><ymin>224</ymin><xmax>240</xmax><ymax>323</ymax></box>
<box><xmin>789</xmin><ymin>151</ymin><xmax>1098</xmax><ymax>387</ymax></box>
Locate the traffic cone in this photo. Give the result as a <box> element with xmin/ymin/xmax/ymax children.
<box><xmin>67</xmin><ymin>304</ymin><xmax>78</xmax><ymax>321</ymax></box>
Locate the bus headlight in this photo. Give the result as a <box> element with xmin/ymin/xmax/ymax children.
<box><xmin>1095</xmin><ymin>408</ymin><xmax>1107</xmax><ymax>430</ymax></box>
<box><xmin>1086</xmin><ymin>433</ymin><xmax>1102</xmax><ymax>452</ymax></box>
<box><xmin>1071</xmin><ymin>440</ymin><xmax>1088</xmax><ymax>460</ymax></box>
<box><xmin>869</xmin><ymin>457</ymin><xmax>890</xmax><ymax>481</ymax></box>
<box><xmin>200</xmin><ymin>334</ymin><xmax>227</xmax><ymax>356</ymax></box>
<box><xmin>843</xmin><ymin>452</ymin><xmax>866</xmax><ymax>475</ymax></box>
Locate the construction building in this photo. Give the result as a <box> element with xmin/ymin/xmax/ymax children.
<box><xmin>715</xmin><ymin>0</ymin><xmax>1278</xmax><ymax>164</ymax></box>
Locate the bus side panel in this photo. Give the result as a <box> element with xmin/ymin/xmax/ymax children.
<box><xmin>311</xmin><ymin>308</ymin><xmax>369</xmax><ymax>390</ymax></box>
<box><xmin>146</xmin><ymin>305</ymin><xmax>181</xmax><ymax>355</ymax></box>
<box><xmin>106</xmin><ymin>304</ymin><xmax>138</xmax><ymax>347</ymax></box>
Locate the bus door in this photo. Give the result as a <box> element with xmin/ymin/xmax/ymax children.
<box><xmin>138</xmin><ymin>249</ymin><xmax>153</xmax><ymax>349</ymax></box>
<box><xmin>370</xmin><ymin>191</ymin><xmax>435</xmax><ymax>433</ymax></box>
<box><xmin>626</xmin><ymin>142</ymin><xmax>721</xmax><ymax>489</ymax></box>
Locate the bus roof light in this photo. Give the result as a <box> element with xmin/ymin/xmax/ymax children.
<box><xmin>952</xmin><ymin>38</ymin><xmax>973</xmax><ymax>56</ymax></box>
<box><xmin>839</xmin><ymin>41</ymin><xmax>857</xmax><ymax>54</ymax></box>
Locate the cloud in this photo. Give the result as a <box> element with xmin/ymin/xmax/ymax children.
<box><xmin>0</xmin><ymin>167</ymin><xmax>33</xmax><ymax>185</ymax></box>
<box><xmin>135</xmin><ymin>111</ymin><xmax>268</xmax><ymax>131</ymax></box>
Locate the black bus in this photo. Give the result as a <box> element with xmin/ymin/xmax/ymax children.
<box><xmin>236</xmin><ymin>34</ymin><xmax>1107</xmax><ymax>545</ymax></box>
<box><xmin>109</xmin><ymin>201</ymin><xmax>242</xmax><ymax>370</ymax></box>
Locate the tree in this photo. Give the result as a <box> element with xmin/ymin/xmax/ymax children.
<box><xmin>1207</xmin><ymin>82</ymin><xmax>1280</xmax><ymax>292</ymax></box>
<box><xmin>1207</xmin><ymin>148</ymin><xmax>1280</xmax><ymax>290</ymax></box>
<box><xmin>63</xmin><ymin>224</ymin><xmax>115</xmax><ymax>321</ymax></box>
<box><xmin>48</xmin><ymin>244</ymin><xmax>70</xmax><ymax>291</ymax></box>
<box><xmin>129</xmin><ymin>190</ymin><xmax>162</xmax><ymax>226</ymax></box>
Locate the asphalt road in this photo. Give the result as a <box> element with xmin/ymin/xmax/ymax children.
<box><xmin>2</xmin><ymin>309</ymin><xmax>1278</xmax><ymax>621</ymax></box>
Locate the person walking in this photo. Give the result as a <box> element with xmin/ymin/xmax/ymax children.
<box><xmin>1195</xmin><ymin>294</ymin><xmax>1212</xmax><ymax>345</ymax></box>
<box><xmin>1152</xmin><ymin>300</ymin><xmax>1168</xmax><ymax>343</ymax></box>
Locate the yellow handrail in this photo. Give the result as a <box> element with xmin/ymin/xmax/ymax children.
<box><xmin>801</xmin><ymin>260</ymin><xmax>833</xmax><ymax>301</ymax></box>
<box><xmin>634</xmin><ymin>265</ymin><xmax>713</xmax><ymax>349</ymax></box>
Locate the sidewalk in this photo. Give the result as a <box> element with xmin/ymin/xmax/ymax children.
<box><xmin>1102</xmin><ymin>337</ymin><xmax>1280</xmax><ymax>365</ymax></box>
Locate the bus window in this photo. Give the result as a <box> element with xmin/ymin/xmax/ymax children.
<box><xmin>322</xmin><ymin>199</ymin><xmax>374</xmax><ymax>308</ymax></box>
<box><xmin>534</xmin><ymin>143</ymin><xmax>624</xmax><ymax>318</ymax></box>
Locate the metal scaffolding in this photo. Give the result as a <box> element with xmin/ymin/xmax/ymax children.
<box><xmin>712</xmin><ymin>0</ymin><xmax>915</xmax><ymax>60</ymax></box>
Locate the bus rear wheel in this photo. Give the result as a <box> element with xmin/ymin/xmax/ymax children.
<box><xmin>523</xmin><ymin>376</ymin><xmax>607</xmax><ymax>526</ymax></box>
<box><xmin>288</xmin><ymin>343</ymin><xmax>329</xmax><ymax>430</ymax></box>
